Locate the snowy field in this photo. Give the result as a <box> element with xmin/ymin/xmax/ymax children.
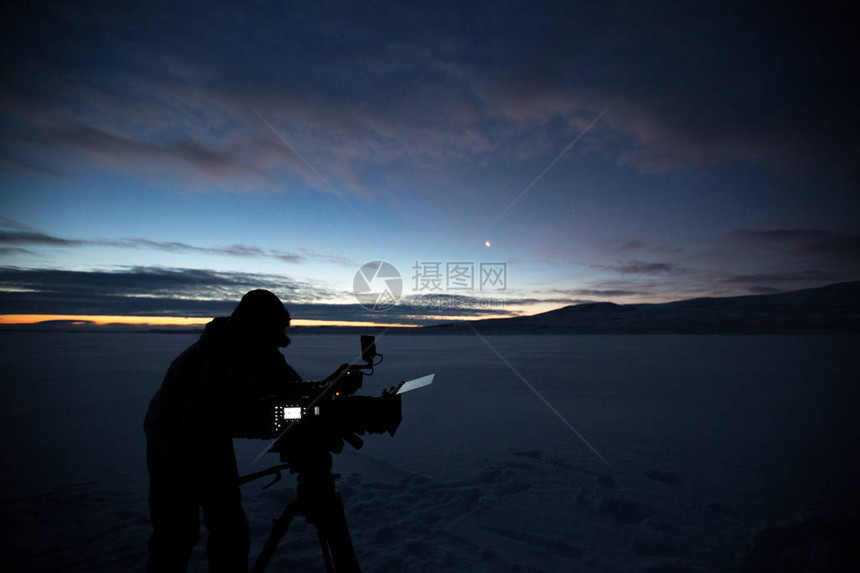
<box><xmin>1</xmin><ymin>331</ymin><xmax>858</xmax><ymax>572</ymax></box>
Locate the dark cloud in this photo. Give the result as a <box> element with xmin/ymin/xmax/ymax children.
<box><xmin>463</xmin><ymin>2</ymin><xmax>858</xmax><ymax>177</ymax></box>
<box><xmin>0</xmin><ymin>266</ymin><xmax>288</xmax><ymax>297</ymax></box>
<box><xmin>0</xmin><ymin>247</ymin><xmax>32</xmax><ymax>256</ymax></box>
<box><xmin>721</xmin><ymin>269</ymin><xmax>841</xmax><ymax>294</ymax></box>
<box><xmin>571</xmin><ymin>289</ymin><xmax>643</xmax><ymax>297</ymax></box>
<box><xmin>574</xmin><ymin>256</ymin><xmax>857</xmax><ymax>302</ymax></box>
<box><xmin>729</xmin><ymin>230</ymin><xmax>860</xmax><ymax>261</ymax></box>
<box><xmin>40</xmin><ymin>124</ymin><xmax>246</xmax><ymax>174</ymax></box>
<box><xmin>607</xmin><ymin>239</ymin><xmax>685</xmax><ymax>257</ymax></box>
<box><xmin>19</xmin><ymin>124</ymin><xmax>315</xmax><ymax>191</ymax></box>
<box><xmin>0</xmin><ymin>223</ymin><xmax>309</xmax><ymax>263</ymax></box>
<box><xmin>297</xmin><ymin>248</ymin><xmax>355</xmax><ymax>267</ymax></box>
<box><xmin>3</xmin><ymin>0</ymin><xmax>857</xmax><ymax>197</ymax></box>
<box><xmin>525</xmin><ymin>287</ymin><xmax>644</xmax><ymax>299</ymax></box>
<box><xmin>273</xmin><ymin>253</ymin><xmax>304</xmax><ymax>264</ymax></box>
<box><xmin>0</xmin><ymin>156</ymin><xmax>67</xmax><ymax>180</ymax></box>
<box><xmin>402</xmin><ymin>292</ymin><xmax>521</xmax><ymax>310</ymax></box>
<box><xmin>0</xmin><ymin>266</ymin><xmax>321</xmax><ymax>316</ymax></box>
<box><xmin>618</xmin><ymin>240</ymin><xmax>645</xmax><ymax>252</ymax></box>
<box><xmin>746</xmin><ymin>286</ymin><xmax>783</xmax><ymax>295</ymax></box>
<box><xmin>724</xmin><ymin>270</ymin><xmax>834</xmax><ymax>285</ymax></box>
<box><xmin>0</xmin><ymin>266</ymin><xmax>516</xmax><ymax>323</ymax></box>
<box><xmin>597</xmin><ymin>260</ymin><xmax>685</xmax><ymax>275</ymax></box>
<box><xmin>567</xmin><ymin>277</ymin><xmax>689</xmax><ymax>300</ymax></box>
<box><xmin>0</xmin><ymin>218</ymin><xmax>36</xmax><ymax>231</ymax></box>
<box><xmin>0</xmin><ymin>229</ymin><xmax>85</xmax><ymax>247</ymax></box>
<box><xmin>2</xmin><ymin>1</ymin><xmax>858</xmax><ymax>315</ymax></box>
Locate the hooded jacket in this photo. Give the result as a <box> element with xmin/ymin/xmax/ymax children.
<box><xmin>144</xmin><ymin>317</ymin><xmax>301</xmax><ymax>483</ymax></box>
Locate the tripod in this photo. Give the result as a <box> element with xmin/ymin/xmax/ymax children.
<box><xmin>242</xmin><ymin>450</ymin><xmax>361</xmax><ymax>573</ymax></box>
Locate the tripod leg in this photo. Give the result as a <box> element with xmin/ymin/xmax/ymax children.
<box><xmin>318</xmin><ymin>530</ymin><xmax>335</xmax><ymax>573</ymax></box>
<box><xmin>251</xmin><ymin>497</ymin><xmax>299</xmax><ymax>573</ymax></box>
<box><xmin>318</xmin><ymin>492</ymin><xmax>360</xmax><ymax>573</ymax></box>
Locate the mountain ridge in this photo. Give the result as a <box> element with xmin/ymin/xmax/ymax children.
<box><xmin>425</xmin><ymin>281</ymin><xmax>860</xmax><ymax>334</ymax></box>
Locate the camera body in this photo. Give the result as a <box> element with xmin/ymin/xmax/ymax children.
<box><xmin>270</xmin><ymin>365</ymin><xmax>366</xmax><ymax>433</ymax></box>
<box><xmin>266</xmin><ymin>336</ymin><xmax>402</xmax><ymax>460</ymax></box>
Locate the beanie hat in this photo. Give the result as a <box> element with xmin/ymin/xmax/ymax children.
<box><xmin>230</xmin><ymin>289</ymin><xmax>290</xmax><ymax>335</ymax></box>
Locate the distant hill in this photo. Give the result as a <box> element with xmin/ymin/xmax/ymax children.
<box><xmin>424</xmin><ymin>281</ymin><xmax>860</xmax><ymax>334</ymax></box>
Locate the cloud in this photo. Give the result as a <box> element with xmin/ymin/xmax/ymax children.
<box><xmin>121</xmin><ymin>238</ymin><xmax>306</xmax><ymax>262</ymax></box>
<box><xmin>745</xmin><ymin>286</ymin><xmax>782</xmax><ymax>295</ymax></box>
<box><xmin>724</xmin><ymin>270</ymin><xmax>835</xmax><ymax>285</ymax></box>
<box><xmin>0</xmin><ymin>222</ymin><xmax>311</xmax><ymax>263</ymax></box>
<box><xmin>597</xmin><ymin>260</ymin><xmax>686</xmax><ymax>275</ymax></box>
<box><xmin>272</xmin><ymin>252</ymin><xmax>304</xmax><ymax>264</ymax></box>
<box><xmin>24</xmin><ymin>124</ymin><xmax>294</xmax><ymax>191</ymax></box>
<box><xmin>399</xmin><ymin>293</ymin><xmax>519</xmax><ymax>318</ymax></box>
<box><xmin>567</xmin><ymin>288</ymin><xmax>644</xmax><ymax>297</ymax></box>
<box><xmin>618</xmin><ymin>240</ymin><xmax>645</xmax><ymax>252</ymax></box>
<box><xmin>296</xmin><ymin>247</ymin><xmax>356</xmax><ymax>267</ymax></box>
<box><xmin>720</xmin><ymin>269</ymin><xmax>842</xmax><ymax>295</ymax></box>
<box><xmin>519</xmin><ymin>287</ymin><xmax>645</xmax><ymax>300</ymax></box>
<box><xmin>468</xmin><ymin>2</ymin><xmax>859</xmax><ymax>180</ymax></box>
<box><xmin>0</xmin><ymin>265</ymin><xmax>517</xmax><ymax>323</ymax></box>
<box><xmin>2</xmin><ymin>0</ymin><xmax>858</xmax><ymax>321</ymax></box>
<box><xmin>0</xmin><ymin>247</ymin><xmax>33</xmax><ymax>256</ymax></box>
<box><xmin>728</xmin><ymin>229</ymin><xmax>860</xmax><ymax>261</ymax></box>
<box><xmin>0</xmin><ymin>266</ymin><xmax>324</xmax><ymax>316</ymax></box>
<box><xmin>4</xmin><ymin>0</ymin><xmax>857</xmax><ymax>203</ymax></box>
<box><xmin>608</xmin><ymin>239</ymin><xmax>684</xmax><ymax>256</ymax></box>
<box><xmin>0</xmin><ymin>221</ymin><xmax>380</xmax><ymax>270</ymax></box>
<box><xmin>41</xmin><ymin>125</ymin><xmax>244</xmax><ymax>174</ymax></box>
<box><xmin>0</xmin><ymin>218</ymin><xmax>36</xmax><ymax>231</ymax></box>
<box><xmin>0</xmin><ymin>229</ymin><xmax>85</xmax><ymax>247</ymax></box>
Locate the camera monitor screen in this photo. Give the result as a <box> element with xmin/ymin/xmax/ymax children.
<box><xmin>282</xmin><ymin>406</ymin><xmax>302</xmax><ymax>420</ymax></box>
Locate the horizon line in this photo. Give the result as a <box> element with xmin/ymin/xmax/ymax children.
<box><xmin>0</xmin><ymin>314</ymin><xmax>423</xmax><ymax>329</ymax></box>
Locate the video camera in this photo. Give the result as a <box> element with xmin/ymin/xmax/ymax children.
<box><xmin>240</xmin><ymin>335</ymin><xmax>434</xmax><ymax>572</ymax></box>
<box><xmin>264</xmin><ymin>336</ymin><xmax>431</xmax><ymax>462</ymax></box>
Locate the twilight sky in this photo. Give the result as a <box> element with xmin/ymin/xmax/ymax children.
<box><xmin>1</xmin><ymin>1</ymin><xmax>858</xmax><ymax>325</ymax></box>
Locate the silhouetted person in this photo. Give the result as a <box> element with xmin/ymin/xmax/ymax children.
<box><xmin>144</xmin><ymin>290</ymin><xmax>301</xmax><ymax>573</ymax></box>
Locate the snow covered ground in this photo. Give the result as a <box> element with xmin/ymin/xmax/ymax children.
<box><xmin>1</xmin><ymin>331</ymin><xmax>858</xmax><ymax>572</ymax></box>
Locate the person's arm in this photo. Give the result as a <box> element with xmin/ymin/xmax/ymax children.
<box><xmin>227</xmin><ymin>350</ymin><xmax>305</xmax><ymax>438</ymax></box>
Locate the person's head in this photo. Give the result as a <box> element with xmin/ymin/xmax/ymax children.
<box><xmin>229</xmin><ymin>289</ymin><xmax>291</xmax><ymax>348</ymax></box>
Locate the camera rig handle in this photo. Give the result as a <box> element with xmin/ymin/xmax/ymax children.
<box><xmin>304</xmin><ymin>335</ymin><xmax>382</xmax><ymax>403</ymax></box>
<box><xmin>237</xmin><ymin>463</ymin><xmax>291</xmax><ymax>489</ymax></box>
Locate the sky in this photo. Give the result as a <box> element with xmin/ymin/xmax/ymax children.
<box><xmin>1</xmin><ymin>0</ymin><xmax>858</xmax><ymax>326</ymax></box>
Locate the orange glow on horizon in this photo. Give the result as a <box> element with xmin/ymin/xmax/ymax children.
<box><xmin>291</xmin><ymin>319</ymin><xmax>420</xmax><ymax>328</ymax></box>
<box><xmin>0</xmin><ymin>314</ymin><xmax>421</xmax><ymax>328</ymax></box>
<box><xmin>0</xmin><ymin>314</ymin><xmax>211</xmax><ymax>326</ymax></box>
<box><xmin>415</xmin><ymin>313</ymin><xmax>520</xmax><ymax>322</ymax></box>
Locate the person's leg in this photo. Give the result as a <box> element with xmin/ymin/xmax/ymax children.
<box><xmin>147</xmin><ymin>443</ymin><xmax>200</xmax><ymax>573</ymax></box>
<box><xmin>202</xmin><ymin>484</ymin><xmax>250</xmax><ymax>573</ymax></box>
